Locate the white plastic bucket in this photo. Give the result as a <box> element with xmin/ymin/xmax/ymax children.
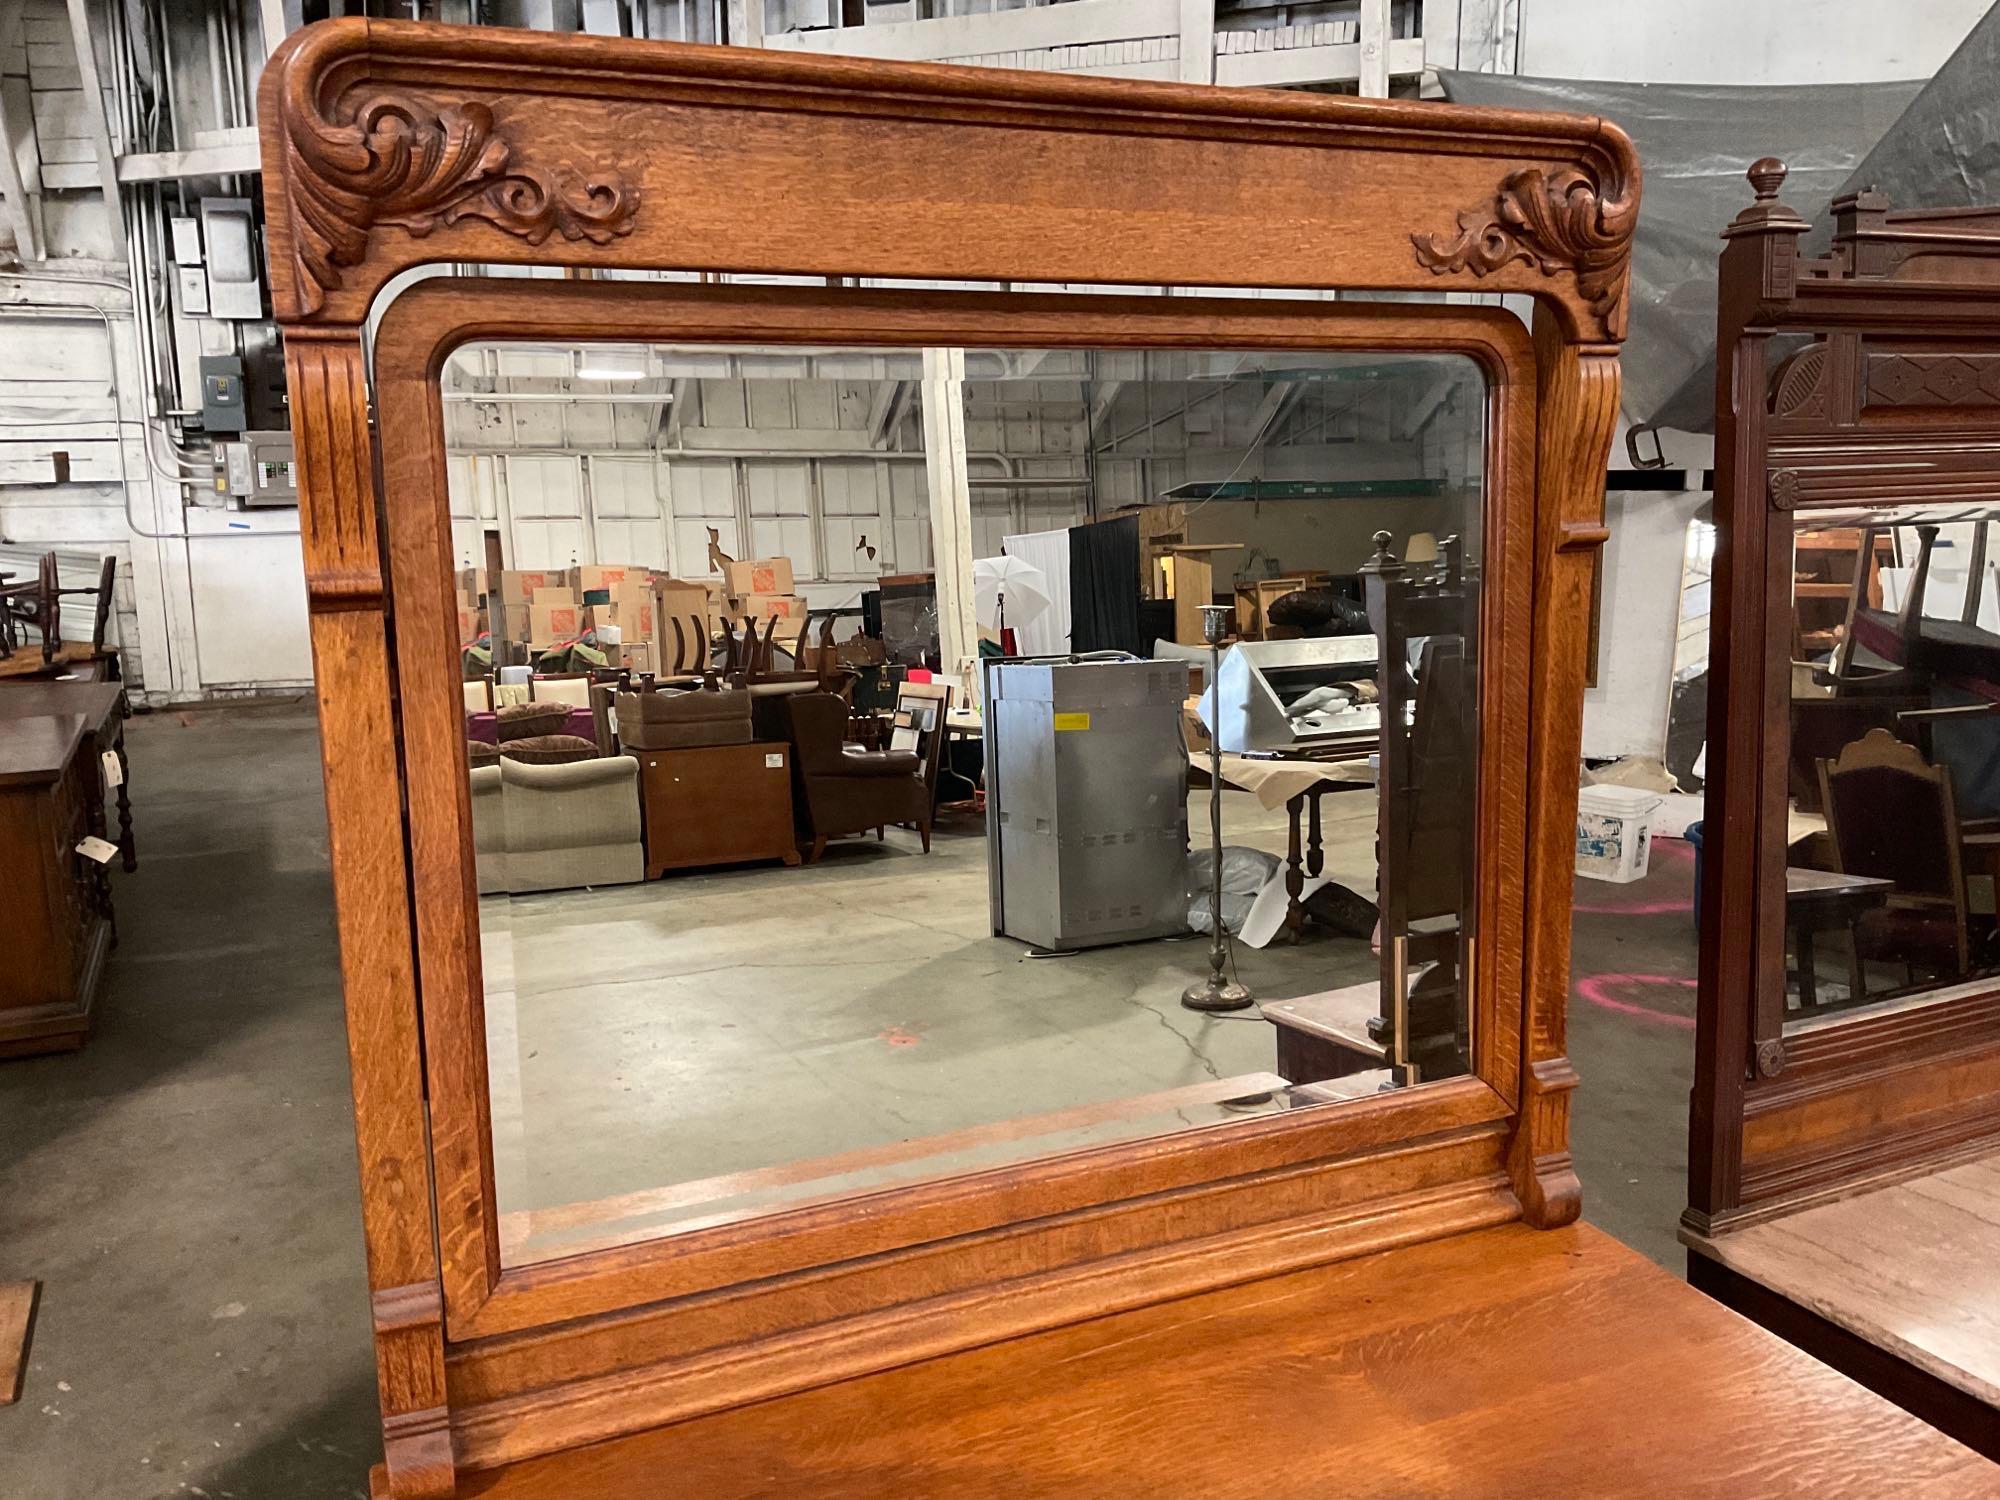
<box><xmin>1575</xmin><ymin>784</ymin><xmax>1663</xmax><ymax>884</ymax></box>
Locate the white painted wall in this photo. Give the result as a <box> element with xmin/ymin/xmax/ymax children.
<box><xmin>1582</xmin><ymin>486</ymin><xmax>1710</xmax><ymax>763</ymax></box>
<box><xmin>1516</xmin><ymin>0</ymin><xmax>1989</xmax><ymax>83</ymax></box>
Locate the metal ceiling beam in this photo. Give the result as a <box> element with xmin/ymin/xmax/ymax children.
<box><xmin>0</xmin><ymin>18</ymin><xmax>43</xmax><ymax>260</ymax></box>
<box><xmin>866</xmin><ymin>378</ymin><xmax>905</xmax><ymax>447</ymax></box>
<box><xmin>62</xmin><ymin>0</ymin><xmax>126</xmax><ymax>233</ymax></box>
<box><xmin>1400</xmin><ymin>371</ymin><xmax>1461</xmax><ymax>440</ymax></box>
<box><xmin>117</xmin><ymin>128</ymin><xmax>263</xmax><ymax>183</ymax></box>
<box><xmin>1086</xmin><ymin>379</ymin><xmax>1124</xmax><ymax>432</ymax></box>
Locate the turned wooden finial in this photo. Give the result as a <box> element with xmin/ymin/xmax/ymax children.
<box><xmin>1362</xmin><ymin>529</ymin><xmax>1400</xmax><ymax>576</ymax></box>
<box><xmin>1747</xmin><ymin>158</ymin><xmax>1787</xmax><ymax>202</ymax></box>
<box><xmin>1725</xmin><ymin>156</ymin><xmax>1809</xmax><ymax>241</ymax></box>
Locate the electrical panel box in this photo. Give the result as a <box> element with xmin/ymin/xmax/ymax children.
<box><xmin>169</xmin><ymin>214</ymin><xmax>202</xmax><ymax>265</ymax></box>
<box><xmin>199</xmin><ymin>197</ymin><xmax>264</xmax><ymax>320</ymax></box>
<box><xmin>213</xmin><ymin>430</ymin><xmax>298</xmax><ymax>508</ymax></box>
<box><xmin>176</xmin><ymin>265</ymin><xmax>209</xmax><ymax>315</ymax></box>
<box><xmin>200</xmin><ymin>354</ymin><xmax>245</xmax><ymax>433</ymax></box>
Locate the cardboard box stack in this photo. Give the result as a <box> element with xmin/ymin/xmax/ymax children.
<box><xmin>478</xmin><ymin>556</ymin><xmax>805</xmax><ymax>672</ymax></box>
<box><xmin>453</xmin><ymin>567</ymin><xmax>489</xmax><ymax>647</ymax></box>
<box><xmin>718</xmin><ymin>556</ymin><xmax>805</xmax><ymax>631</ymax></box>
<box><xmin>571</xmin><ymin>566</ymin><xmax>661</xmax><ymax>674</ymax></box>
<box><xmin>497</xmin><ymin>568</ymin><xmax>565</xmax><ymax>648</ymax></box>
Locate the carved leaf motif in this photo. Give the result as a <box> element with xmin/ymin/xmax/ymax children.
<box><xmin>281</xmin><ymin>89</ymin><xmax>640</xmax><ymax>316</ymax></box>
<box><xmin>1411</xmin><ymin>166</ymin><xmax>1638</xmax><ymax>337</ymax></box>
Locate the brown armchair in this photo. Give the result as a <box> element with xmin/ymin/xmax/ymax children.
<box><xmin>780</xmin><ymin>691</ymin><xmax>932</xmax><ymax>861</ymax></box>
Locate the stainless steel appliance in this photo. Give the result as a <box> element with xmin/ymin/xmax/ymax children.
<box><xmin>983</xmin><ymin>655</ymin><xmax>1190</xmax><ymax>951</ymax></box>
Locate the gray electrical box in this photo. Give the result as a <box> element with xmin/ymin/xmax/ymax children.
<box><xmin>199</xmin><ymin>196</ymin><xmax>264</xmax><ymax>320</ymax></box>
<box><xmin>983</xmin><ymin>657</ymin><xmax>1191</xmax><ymax>951</ymax></box>
<box><xmin>213</xmin><ymin>430</ymin><xmax>298</xmax><ymax>508</ymax></box>
<box><xmin>200</xmin><ymin>354</ymin><xmax>245</xmax><ymax>433</ymax></box>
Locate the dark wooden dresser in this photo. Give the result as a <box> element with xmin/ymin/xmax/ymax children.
<box><xmin>638</xmin><ymin>741</ymin><xmax>799</xmax><ymax>876</ymax></box>
<box><xmin>0</xmin><ymin>711</ymin><xmax>113</xmax><ymax>1056</ymax></box>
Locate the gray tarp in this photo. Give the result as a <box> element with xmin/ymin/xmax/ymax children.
<box><xmin>1438</xmin><ymin>69</ymin><xmax>1922</xmax><ymax>432</ymax></box>
<box><xmin>1811</xmin><ymin>6</ymin><xmax>2000</xmax><ymax>252</ymax></box>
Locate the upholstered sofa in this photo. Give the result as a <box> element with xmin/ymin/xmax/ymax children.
<box><xmin>469</xmin><ymin>755</ymin><xmax>645</xmax><ymax>895</ymax></box>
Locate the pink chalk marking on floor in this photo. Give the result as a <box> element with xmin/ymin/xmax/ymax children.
<box><xmin>1573</xmin><ymin>893</ymin><xmax>1692</xmax><ymax>916</ymax></box>
<box><xmin>1574</xmin><ymin>973</ymin><xmax>1698</xmax><ymax>1029</ymax></box>
<box><xmin>879</xmin><ymin>1026</ymin><xmax>923</xmax><ymax>1048</ymax></box>
<box><xmin>1573</xmin><ymin>839</ymin><xmax>1695</xmax><ymax>916</ymax></box>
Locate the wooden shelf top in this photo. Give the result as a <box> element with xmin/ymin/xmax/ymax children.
<box><xmin>0</xmin><ymin>713</ymin><xmax>93</xmax><ymax>787</ymax></box>
<box><xmin>458</xmin><ymin>1222</ymin><xmax>1997</xmax><ymax>1499</ymax></box>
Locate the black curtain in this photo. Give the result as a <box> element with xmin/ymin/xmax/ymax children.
<box><xmin>1068</xmin><ymin>515</ymin><xmax>1141</xmax><ymax>657</ymax></box>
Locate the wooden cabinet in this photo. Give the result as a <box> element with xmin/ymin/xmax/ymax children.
<box><xmin>0</xmin><ymin>715</ymin><xmax>112</xmax><ymax>1057</ymax></box>
<box><xmin>638</xmin><ymin>741</ymin><xmax>800</xmax><ymax>876</ymax></box>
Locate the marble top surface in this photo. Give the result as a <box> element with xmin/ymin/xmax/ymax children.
<box><xmin>1692</xmin><ymin>1151</ymin><xmax>2000</xmax><ymax>1408</ymax></box>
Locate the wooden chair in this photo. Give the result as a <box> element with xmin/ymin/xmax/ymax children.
<box><xmin>664</xmin><ymin>611</ymin><xmax>711</xmax><ymax>678</ymax></box>
<box><xmin>0</xmin><ymin>553</ymin><xmax>116</xmax><ymax>668</ymax></box>
<box><xmin>1821</xmin><ymin>524</ymin><xmax>1934</xmax><ymax>695</ymax></box>
<box><xmin>723</xmin><ymin>617</ymin><xmax>777</xmax><ymax>680</ymax></box>
<box><xmin>529</xmin><ymin>672</ymin><xmax>593</xmax><ymax>708</ymax></box>
<box><xmin>891</xmin><ymin>679</ymin><xmax>951</xmax><ymax>822</ymax></box>
<box><xmin>1817</xmin><ymin>729</ymin><xmax>1974</xmax><ymax>985</ymax></box>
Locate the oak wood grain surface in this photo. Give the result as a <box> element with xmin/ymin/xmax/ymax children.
<box><xmin>263</xmin><ymin>21</ymin><xmax>1643</xmax><ymax>1496</ymax></box>
<box><xmin>458</xmin><ymin>1223</ymin><xmax>1997</xmax><ymax>1499</ymax></box>
<box><xmin>370</xmin><ymin>280</ymin><xmax>1540</xmax><ymax>1353</ymax></box>
<box><xmin>1689</xmin><ymin>1151</ymin><xmax>2000</xmax><ymax>1409</ymax></box>
<box><xmin>0</xmin><ymin>1281</ymin><xmax>39</xmax><ymax>1406</ymax></box>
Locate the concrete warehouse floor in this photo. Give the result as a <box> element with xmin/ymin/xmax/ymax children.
<box><xmin>484</xmin><ymin>770</ymin><xmax>1385</xmax><ymax>1265</ymax></box>
<box><xmin>0</xmin><ymin>701</ymin><xmax>1700</xmax><ymax>1499</ymax></box>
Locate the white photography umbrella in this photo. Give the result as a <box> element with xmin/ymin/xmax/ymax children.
<box><xmin>973</xmin><ymin>554</ymin><xmax>1053</xmax><ymax>641</ymax></box>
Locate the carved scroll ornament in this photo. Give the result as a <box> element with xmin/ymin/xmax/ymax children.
<box><xmin>1412</xmin><ymin>166</ymin><xmax>1638</xmax><ymax>337</ymax></box>
<box><xmin>279</xmin><ymin>89</ymin><xmax>639</xmax><ymax>316</ymax></box>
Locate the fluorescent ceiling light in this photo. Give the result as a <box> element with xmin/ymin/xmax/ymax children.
<box><xmin>575</xmin><ymin>346</ymin><xmax>651</xmax><ymax>380</ymax></box>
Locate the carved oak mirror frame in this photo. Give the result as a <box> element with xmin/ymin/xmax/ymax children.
<box><xmin>259</xmin><ymin>19</ymin><xmax>1635</xmax><ymax>1497</ymax></box>
<box><xmin>1691</xmin><ymin>167</ymin><xmax>2000</xmax><ymax>1239</ymax></box>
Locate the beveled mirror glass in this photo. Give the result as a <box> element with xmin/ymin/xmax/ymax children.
<box><xmin>442</xmin><ymin>338</ymin><xmax>1489</xmax><ymax>1267</ymax></box>
<box><xmin>1776</xmin><ymin>504</ymin><xmax>2000</xmax><ymax>1032</ymax></box>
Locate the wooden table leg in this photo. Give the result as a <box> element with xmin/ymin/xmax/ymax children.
<box><xmin>113</xmin><ymin>729</ymin><xmax>135</xmax><ymax>871</ymax></box>
<box><xmin>83</xmin><ymin>754</ymin><xmax>115</xmax><ymax>945</ymax></box>
<box><xmin>1284</xmin><ymin>794</ymin><xmax>1306</xmax><ymax>945</ymax></box>
<box><xmin>1306</xmin><ymin>789</ymin><xmax>1325</xmax><ymax>878</ymax></box>
<box><xmin>1844</xmin><ymin>924</ymin><xmax>1868</xmax><ymax>1006</ymax></box>
<box><xmin>1794</xmin><ymin>920</ymin><xmax>1819</xmax><ymax>1010</ymax></box>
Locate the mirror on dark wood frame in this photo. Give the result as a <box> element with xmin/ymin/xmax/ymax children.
<box><xmin>440</xmin><ymin>337</ymin><xmax>1492</xmax><ymax>1267</ymax></box>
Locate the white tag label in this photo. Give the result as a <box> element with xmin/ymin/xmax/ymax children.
<box><xmin>764</xmin><ymin>752</ymin><xmax>784</xmax><ymax>769</ymax></box>
<box><xmin>101</xmin><ymin>750</ymin><xmax>124</xmax><ymax>787</ymax></box>
<box><xmin>76</xmin><ymin>835</ymin><xmax>119</xmax><ymax>865</ymax></box>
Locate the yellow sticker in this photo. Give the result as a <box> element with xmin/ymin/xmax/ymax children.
<box><xmin>1053</xmin><ymin>711</ymin><xmax>1091</xmax><ymax>732</ymax></box>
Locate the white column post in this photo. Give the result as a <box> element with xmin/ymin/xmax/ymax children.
<box><xmin>1359</xmin><ymin>0</ymin><xmax>1391</xmax><ymax>97</ymax></box>
<box><xmin>727</xmin><ymin>0</ymin><xmax>767</xmax><ymax>48</ymax></box>
<box><xmin>920</xmin><ymin>346</ymin><xmax>980</xmax><ymax>707</ymax></box>
<box><xmin>1177</xmin><ymin>0</ymin><xmax>1214</xmax><ymax>83</ymax></box>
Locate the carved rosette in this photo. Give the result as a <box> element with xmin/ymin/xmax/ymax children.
<box><xmin>279</xmin><ymin>87</ymin><xmax>640</xmax><ymax>316</ymax></box>
<box><xmin>1412</xmin><ymin>166</ymin><xmax>1638</xmax><ymax>338</ymax></box>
